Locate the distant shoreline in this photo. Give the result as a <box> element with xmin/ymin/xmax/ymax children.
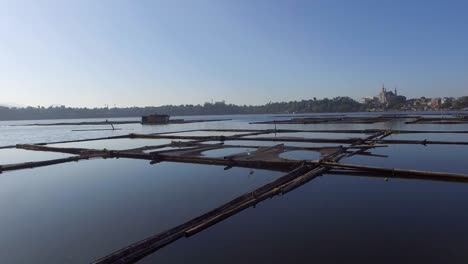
<box><xmin>2</xmin><ymin>96</ymin><xmax>467</xmax><ymax>122</ymax></box>
<box><xmin>1</xmin><ymin>110</ymin><xmax>467</xmax><ymax>123</ymax></box>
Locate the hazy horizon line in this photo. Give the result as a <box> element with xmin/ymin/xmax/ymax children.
<box><xmin>2</xmin><ymin>94</ymin><xmax>467</xmax><ymax>109</ymax></box>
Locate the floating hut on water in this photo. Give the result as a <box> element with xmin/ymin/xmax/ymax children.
<box><xmin>141</xmin><ymin>114</ymin><xmax>170</xmax><ymax>124</ymax></box>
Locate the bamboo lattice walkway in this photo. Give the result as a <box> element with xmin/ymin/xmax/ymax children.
<box><xmin>1</xmin><ymin>127</ymin><xmax>468</xmax><ymax>263</ymax></box>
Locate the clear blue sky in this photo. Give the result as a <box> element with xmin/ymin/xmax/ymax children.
<box><xmin>1</xmin><ymin>0</ymin><xmax>467</xmax><ymax>107</ymax></box>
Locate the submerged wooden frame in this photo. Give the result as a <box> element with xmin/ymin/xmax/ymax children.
<box><xmin>250</xmin><ymin>114</ymin><xmax>468</xmax><ymax>124</ymax></box>
<box><xmin>1</xmin><ymin>127</ymin><xmax>468</xmax><ymax>263</ymax></box>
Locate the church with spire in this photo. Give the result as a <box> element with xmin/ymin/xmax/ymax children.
<box><xmin>378</xmin><ymin>84</ymin><xmax>398</xmax><ymax>105</ymax></box>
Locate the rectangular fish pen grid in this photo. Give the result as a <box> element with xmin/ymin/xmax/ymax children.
<box><xmin>1</xmin><ymin>125</ymin><xmax>468</xmax><ymax>264</ymax></box>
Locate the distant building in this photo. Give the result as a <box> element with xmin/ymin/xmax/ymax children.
<box><xmin>378</xmin><ymin>84</ymin><xmax>398</xmax><ymax>105</ymax></box>
<box><xmin>441</xmin><ymin>97</ymin><xmax>453</xmax><ymax>106</ymax></box>
<box><xmin>361</xmin><ymin>97</ymin><xmax>374</xmax><ymax>104</ymax></box>
<box><xmin>141</xmin><ymin>114</ymin><xmax>170</xmax><ymax>124</ymax></box>
<box><xmin>431</xmin><ymin>98</ymin><xmax>441</xmax><ymax>108</ymax></box>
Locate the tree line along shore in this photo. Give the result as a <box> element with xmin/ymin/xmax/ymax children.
<box><xmin>1</xmin><ymin>96</ymin><xmax>467</xmax><ymax>121</ymax></box>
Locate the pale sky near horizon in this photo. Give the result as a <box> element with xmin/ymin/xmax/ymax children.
<box><xmin>1</xmin><ymin>0</ymin><xmax>467</xmax><ymax>107</ymax></box>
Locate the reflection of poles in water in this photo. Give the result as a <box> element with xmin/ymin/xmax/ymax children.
<box><xmin>105</xmin><ymin>119</ymin><xmax>115</xmax><ymax>130</ymax></box>
<box><xmin>274</xmin><ymin>121</ymin><xmax>277</xmax><ymax>137</ymax></box>
<box><xmin>381</xmin><ymin>116</ymin><xmax>397</xmax><ymax>131</ymax></box>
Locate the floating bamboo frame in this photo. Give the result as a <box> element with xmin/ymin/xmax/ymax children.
<box><xmin>0</xmin><ymin>127</ymin><xmax>468</xmax><ymax>263</ymax></box>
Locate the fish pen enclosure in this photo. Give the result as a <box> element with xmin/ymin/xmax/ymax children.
<box><xmin>1</xmin><ymin>114</ymin><xmax>468</xmax><ymax>264</ymax></box>
<box><xmin>250</xmin><ymin>114</ymin><xmax>468</xmax><ymax>125</ymax></box>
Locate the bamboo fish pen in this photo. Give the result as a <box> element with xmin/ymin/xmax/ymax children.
<box><xmin>1</xmin><ymin>125</ymin><xmax>468</xmax><ymax>263</ymax></box>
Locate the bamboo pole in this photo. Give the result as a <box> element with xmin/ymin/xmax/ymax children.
<box><xmin>318</xmin><ymin>161</ymin><xmax>468</xmax><ymax>181</ymax></box>
<box><xmin>131</xmin><ymin>133</ymin><xmax>468</xmax><ymax>145</ymax></box>
<box><xmin>131</xmin><ymin>133</ymin><xmax>366</xmax><ymax>144</ymax></box>
<box><xmin>0</xmin><ymin>135</ymin><xmax>131</xmax><ymax>149</ymax></box>
<box><xmin>375</xmin><ymin>139</ymin><xmax>468</xmax><ymax>145</ymax></box>
<box><xmin>12</xmin><ymin>119</ymin><xmax>232</xmax><ymax>127</ymax></box>
<box><xmin>0</xmin><ymin>145</ymin><xmax>16</xmax><ymax>149</ymax></box>
<box><xmin>156</xmin><ymin>141</ymin><xmax>387</xmax><ymax>150</ymax></box>
<box><xmin>0</xmin><ymin>156</ymin><xmax>83</xmax><ymax>173</ymax></box>
<box><xmin>199</xmin><ymin>128</ymin><xmax>468</xmax><ymax>134</ymax></box>
<box><xmin>119</xmin><ymin>151</ymin><xmax>301</xmax><ymax>172</ymax></box>
<box><xmin>16</xmin><ymin>144</ymin><xmax>100</xmax><ymax>155</ymax></box>
<box><xmin>328</xmin><ymin>170</ymin><xmax>468</xmax><ymax>183</ymax></box>
<box><xmin>33</xmin><ymin>134</ymin><xmax>131</xmax><ymax>146</ymax></box>
<box><xmin>71</xmin><ymin>128</ymin><xmax>123</xmax><ymax>131</ymax></box>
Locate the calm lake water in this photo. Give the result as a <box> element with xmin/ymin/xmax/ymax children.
<box><xmin>0</xmin><ymin>113</ymin><xmax>468</xmax><ymax>264</ymax></box>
